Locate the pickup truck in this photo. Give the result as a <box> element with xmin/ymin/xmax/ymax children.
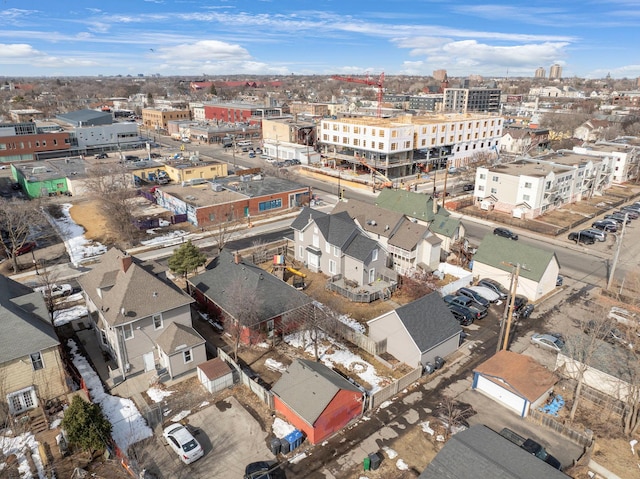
<box><xmin>499</xmin><ymin>428</ymin><xmax>562</xmax><ymax>470</ymax></box>
<box><xmin>35</xmin><ymin>283</ymin><xmax>73</xmax><ymax>299</ymax></box>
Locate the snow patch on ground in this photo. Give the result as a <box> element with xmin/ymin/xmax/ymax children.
<box><xmin>140</xmin><ymin>230</ymin><xmax>188</xmax><ymax>246</ymax></box>
<box><xmin>272</xmin><ymin>417</ymin><xmax>296</xmax><ymax>438</ymax></box>
<box><xmin>421</xmin><ymin>421</ymin><xmax>435</xmax><ymax>435</ymax></box>
<box><xmin>265</xmin><ymin>358</ymin><xmax>287</xmax><ymax>373</ymax></box>
<box><xmin>171</xmin><ymin>410</ymin><xmax>191</xmax><ymax>423</ymax></box>
<box><xmin>396</xmin><ymin>459</ymin><xmax>409</xmax><ymax>470</ymax></box>
<box><xmin>383</xmin><ymin>446</ymin><xmax>398</xmax><ymax>459</ymax></box>
<box><xmin>0</xmin><ymin>430</ymin><xmax>44</xmax><ymax>478</ymax></box>
<box><xmin>53</xmin><ymin>305</ymin><xmax>88</xmax><ymax>327</ymax></box>
<box><xmin>147</xmin><ymin>387</ymin><xmax>174</xmax><ymax>403</ymax></box>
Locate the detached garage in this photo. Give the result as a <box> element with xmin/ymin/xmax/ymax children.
<box><xmin>472</xmin><ymin>350</ymin><xmax>557</xmax><ymax>418</ymax></box>
<box><xmin>198</xmin><ymin>358</ymin><xmax>234</xmax><ymax>394</ymax></box>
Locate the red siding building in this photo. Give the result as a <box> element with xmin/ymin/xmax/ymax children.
<box><xmin>271</xmin><ymin>359</ymin><xmax>364</xmax><ymax>444</ymax></box>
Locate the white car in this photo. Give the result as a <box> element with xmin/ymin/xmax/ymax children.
<box><xmin>531</xmin><ymin>333</ymin><xmax>565</xmax><ymax>352</ymax></box>
<box><xmin>163</xmin><ymin>424</ymin><xmax>204</xmax><ymax>464</ymax></box>
<box><xmin>35</xmin><ymin>283</ymin><xmax>73</xmax><ymax>299</ymax></box>
<box><xmin>468</xmin><ymin>285</ymin><xmax>500</xmax><ymax>303</ymax></box>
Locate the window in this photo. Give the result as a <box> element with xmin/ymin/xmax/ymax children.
<box><xmin>479</xmin><ymin>173</ymin><xmax>486</xmax><ymax>179</ymax></box>
<box><xmin>258</xmin><ymin>199</ymin><xmax>282</xmax><ymax>212</ymax></box>
<box><xmin>372</xmin><ymin>249</ymin><xmax>378</xmax><ymax>261</ymax></box>
<box><xmin>478</xmin><ymin>185</ymin><xmax>485</xmax><ymax>191</ymax></box>
<box><xmin>329</xmin><ymin>259</ymin><xmax>336</xmax><ymax>274</ymax></box>
<box><xmin>123</xmin><ymin>324</ymin><xmax>134</xmax><ymax>340</ymax></box>
<box><xmin>30</xmin><ymin>352</ymin><xmax>44</xmax><ymax>370</ymax></box>
<box><xmin>333</xmin><ymin>246</ymin><xmax>340</xmax><ymax>256</ymax></box>
<box><xmin>524</xmin><ymin>182</ymin><xmax>532</xmax><ymax>188</ymax></box>
<box><xmin>378</xmin><ymin>142</ymin><xmax>384</xmax><ymax>150</ymax></box>
<box><xmin>153</xmin><ymin>314</ymin><xmax>163</xmax><ymax>330</ymax></box>
<box><xmin>298</xmin><ymin>245</ymin><xmax>303</xmax><ymax>258</ymax></box>
<box><xmin>523</xmin><ymin>194</ymin><xmax>530</xmax><ymax>201</ymax></box>
<box><xmin>492</xmin><ymin>176</ymin><xmax>499</xmax><ymax>182</ymax></box>
<box><xmin>325</xmin><ymin>242</ymin><xmax>331</xmax><ymax>253</ymax></box>
<box><xmin>8</xmin><ymin>387</ymin><xmax>36</xmax><ymax>415</ymax></box>
<box><xmin>490</xmin><ymin>188</ymin><xmax>497</xmax><ymax>194</ymax></box>
<box><xmin>100</xmin><ymin>329</ymin><xmax>108</xmax><ymax>345</ymax></box>
<box><xmin>183</xmin><ymin>349</ymin><xmax>192</xmax><ymax>363</ymax></box>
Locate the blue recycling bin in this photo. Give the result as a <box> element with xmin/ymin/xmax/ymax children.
<box><xmin>289</xmin><ymin>429</ymin><xmax>304</xmax><ymax>449</ymax></box>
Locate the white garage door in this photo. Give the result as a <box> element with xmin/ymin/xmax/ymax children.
<box><xmin>475</xmin><ymin>375</ymin><xmax>528</xmax><ymax>417</ymax></box>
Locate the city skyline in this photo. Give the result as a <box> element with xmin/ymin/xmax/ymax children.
<box><xmin>1</xmin><ymin>1</ymin><xmax>640</xmax><ymax>79</ymax></box>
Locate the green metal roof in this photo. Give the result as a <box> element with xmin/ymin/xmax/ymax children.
<box><xmin>473</xmin><ymin>234</ymin><xmax>559</xmax><ymax>282</ymax></box>
<box><xmin>375</xmin><ymin>189</ymin><xmax>437</xmax><ymax>222</ymax></box>
<box><xmin>429</xmin><ymin>211</ymin><xmax>460</xmax><ymax>239</ymax></box>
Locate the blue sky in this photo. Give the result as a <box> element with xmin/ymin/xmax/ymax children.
<box><xmin>1</xmin><ymin>0</ymin><xmax>639</xmax><ymax>79</ymax></box>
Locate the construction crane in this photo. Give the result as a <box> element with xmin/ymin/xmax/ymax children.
<box><xmin>354</xmin><ymin>153</ymin><xmax>393</xmax><ymax>190</ymax></box>
<box><xmin>331</xmin><ymin>72</ymin><xmax>385</xmax><ymax>118</ymax></box>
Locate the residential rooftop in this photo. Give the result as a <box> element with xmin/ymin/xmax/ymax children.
<box><xmin>487</xmin><ymin>160</ymin><xmax>574</xmax><ymax>177</ymax></box>
<box><xmin>14</xmin><ymin>156</ymin><xmax>87</xmax><ymax>181</ymax></box>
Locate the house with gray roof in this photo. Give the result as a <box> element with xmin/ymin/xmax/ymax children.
<box><xmin>375</xmin><ymin>189</ymin><xmax>465</xmax><ymax>254</ymax></box>
<box><xmin>290</xmin><ymin>207</ymin><xmax>394</xmax><ymax>288</ymax></box>
<box><xmin>472</xmin><ymin>234</ymin><xmax>560</xmax><ymax>301</ymax></box>
<box><xmin>332</xmin><ymin>199</ymin><xmax>440</xmax><ymax>273</ymax></box>
<box><xmin>367</xmin><ymin>292</ymin><xmax>462</xmax><ymax>368</ymax></box>
<box><xmin>187</xmin><ymin>249</ymin><xmax>312</xmax><ymax>344</ymax></box>
<box><xmin>0</xmin><ymin>276</ymin><xmax>68</xmax><ymax>422</ymax></box>
<box><xmin>77</xmin><ymin>248</ymin><xmax>203</xmax><ymax>383</ymax></box>
<box><xmin>419</xmin><ymin>424</ymin><xmax>569</xmax><ymax>478</ymax></box>
<box><xmin>271</xmin><ymin>358</ymin><xmax>364</xmax><ymax>444</ymax></box>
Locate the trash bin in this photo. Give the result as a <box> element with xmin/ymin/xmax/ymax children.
<box><xmin>285</xmin><ymin>431</ymin><xmax>298</xmax><ymax>451</ymax></box>
<box><xmin>363</xmin><ymin>456</ymin><xmax>371</xmax><ymax>471</ymax></box>
<box><xmin>434</xmin><ymin>356</ymin><xmax>445</xmax><ymax>370</ymax></box>
<box><xmin>270</xmin><ymin>437</ymin><xmax>281</xmax><ymax>456</ymax></box>
<box><xmin>280</xmin><ymin>437</ymin><xmax>291</xmax><ymax>454</ymax></box>
<box><xmin>369</xmin><ymin>452</ymin><xmax>381</xmax><ymax>470</ymax></box>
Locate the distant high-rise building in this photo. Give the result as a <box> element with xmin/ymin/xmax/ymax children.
<box><xmin>433</xmin><ymin>69</ymin><xmax>447</xmax><ymax>82</ymax></box>
<box><xmin>549</xmin><ymin>64</ymin><xmax>562</xmax><ymax>80</ymax></box>
<box><xmin>444</xmin><ymin>87</ymin><xmax>501</xmax><ymax>113</ymax></box>
<box><xmin>534</xmin><ymin>67</ymin><xmax>546</xmax><ymax>78</ymax></box>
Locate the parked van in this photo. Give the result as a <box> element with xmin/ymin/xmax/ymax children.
<box><xmin>237</xmin><ymin>140</ymin><xmax>252</xmax><ymax>147</ymax></box>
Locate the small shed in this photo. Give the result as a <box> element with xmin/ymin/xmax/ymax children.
<box><xmin>197</xmin><ymin>358</ymin><xmax>234</xmax><ymax>394</ymax></box>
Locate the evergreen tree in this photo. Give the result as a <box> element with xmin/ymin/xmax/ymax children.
<box><xmin>168</xmin><ymin>240</ymin><xmax>207</xmax><ymax>278</ymax></box>
<box><xmin>61</xmin><ymin>396</ymin><xmax>112</xmax><ymax>454</ymax></box>
<box><xmin>209</xmin><ymin>83</ymin><xmax>217</xmax><ymax>96</ymax></box>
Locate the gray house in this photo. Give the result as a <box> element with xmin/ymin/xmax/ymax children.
<box><xmin>332</xmin><ymin>199</ymin><xmax>441</xmax><ymax>273</ymax></box>
<box><xmin>291</xmin><ymin>208</ymin><xmax>393</xmax><ymax>286</ymax></box>
<box><xmin>78</xmin><ymin>248</ymin><xmax>204</xmax><ymax>382</ymax></box>
<box><xmin>419</xmin><ymin>425</ymin><xmax>568</xmax><ymax>478</ymax></box>
<box><xmin>367</xmin><ymin>292</ymin><xmax>462</xmax><ymax>368</ymax></box>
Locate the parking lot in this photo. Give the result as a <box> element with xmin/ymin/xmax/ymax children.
<box><xmin>141</xmin><ymin>396</ymin><xmax>273</xmax><ymax>479</ymax></box>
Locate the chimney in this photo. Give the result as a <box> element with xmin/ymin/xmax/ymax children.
<box><xmin>234</xmin><ymin>252</ymin><xmax>241</xmax><ymax>264</ymax></box>
<box><xmin>121</xmin><ymin>254</ymin><xmax>133</xmax><ymax>273</ymax></box>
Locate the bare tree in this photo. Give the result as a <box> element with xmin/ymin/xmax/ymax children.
<box><xmin>225</xmin><ymin>278</ymin><xmax>263</xmax><ymax>360</ymax></box>
<box><xmin>435</xmin><ymin>396</ymin><xmax>475</xmax><ymax>440</ymax></box>
<box><xmin>83</xmin><ymin>163</ymin><xmax>138</xmax><ymax>246</ymax></box>
<box><xmin>0</xmin><ymin>198</ymin><xmax>46</xmax><ymax>272</ymax></box>
<box><xmin>210</xmin><ymin>208</ymin><xmax>240</xmax><ymax>252</ymax></box>
<box><xmin>33</xmin><ymin>261</ymin><xmax>67</xmax><ymax>326</ymax></box>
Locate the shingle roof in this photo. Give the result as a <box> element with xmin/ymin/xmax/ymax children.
<box><xmin>388</xmin><ymin>220</ymin><xmax>430</xmax><ymax>250</ymax></box>
<box><xmin>375</xmin><ymin>189</ymin><xmax>437</xmax><ymax>222</ymax></box>
<box><xmin>313</xmin><ymin>211</ymin><xmax>359</xmax><ymax>249</ymax></box>
<box><xmin>290</xmin><ymin>207</ymin><xmax>327</xmax><ymax>231</ymax></box>
<box><xmin>473</xmin><ymin>234</ymin><xmax>559</xmax><ymax>282</ymax></box>
<box><xmin>156</xmin><ymin>322</ymin><xmax>205</xmax><ymax>356</ymax></box>
<box><xmin>0</xmin><ymin>276</ymin><xmax>59</xmax><ymax>364</ymax></box>
<box><xmin>391</xmin><ymin>292</ymin><xmax>461</xmax><ymax>353</ymax></box>
<box><xmin>343</xmin><ymin>233</ymin><xmax>378</xmax><ymax>262</ymax></box>
<box><xmin>429</xmin><ymin>211</ymin><xmax>460</xmax><ymax>239</ymax></box>
<box><xmin>331</xmin><ymin>199</ymin><xmax>404</xmax><ymax>238</ymax></box>
<box><xmin>77</xmin><ymin>248</ymin><xmax>194</xmax><ymax>326</ymax></box>
<box><xmin>474</xmin><ymin>350</ymin><xmax>557</xmax><ymax>402</ymax></box>
<box><xmin>188</xmin><ymin>250</ymin><xmax>312</xmax><ymax>323</ymax></box>
<box><xmin>271</xmin><ymin>358</ymin><xmax>363</xmax><ymax>425</ymax></box>
<box><xmin>419</xmin><ymin>425</ymin><xmax>569</xmax><ymax>478</ymax></box>
<box><xmin>198</xmin><ymin>357</ymin><xmax>233</xmax><ymax>380</ymax></box>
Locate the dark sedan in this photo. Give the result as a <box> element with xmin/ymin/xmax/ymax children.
<box><xmin>493</xmin><ymin>227</ymin><xmax>518</xmax><ymax>240</ymax></box>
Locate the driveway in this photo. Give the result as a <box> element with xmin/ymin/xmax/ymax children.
<box><xmin>143</xmin><ymin>396</ymin><xmax>273</xmax><ymax>479</ymax></box>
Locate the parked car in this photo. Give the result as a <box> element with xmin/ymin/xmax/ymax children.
<box><xmin>462</xmin><ymin>183</ymin><xmax>475</xmax><ymax>192</ymax></box>
<box><xmin>477</xmin><ymin>278</ymin><xmax>509</xmax><ymax>300</ymax></box>
<box><xmin>582</xmin><ymin>228</ymin><xmax>607</xmax><ymax>242</ymax></box>
<box><xmin>604</xmin><ymin>214</ymin><xmax>631</xmax><ymax>225</ymax></box>
<box><xmin>556</xmin><ymin>275</ymin><xmax>564</xmax><ymax>287</ymax></box>
<box><xmin>443</xmin><ymin>295</ymin><xmax>488</xmax><ymax>319</ymax></box>
<box><xmin>493</xmin><ymin>227</ymin><xmax>518</xmax><ymax>240</ymax></box>
<box><xmin>530</xmin><ymin>333</ymin><xmax>565</xmax><ymax>352</ymax></box>
<box><xmin>14</xmin><ymin>241</ymin><xmax>36</xmax><ymax>256</ymax></box>
<box><xmin>568</xmin><ymin>231</ymin><xmax>595</xmax><ymax>245</ymax></box>
<box><xmin>447</xmin><ymin>304</ymin><xmax>475</xmax><ymax>326</ymax></box>
<box><xmin>162</xmin><ymin>424</ymin><xmax>204</xmax><ymax>464</ymax></box>
<box><xmin>509</xmin><ymin>295</ymin><xmax>529</xmax><ymax>316</ymax></box>
<box><xmin>244</xmin><ymin>461</ymin><xmax>286</xmax><ymax>479</ymax></box>
<box><xmin>457</xmin><ymin>287</ymin><xmax>490</xmax><ymax>308</ymax></box>
<box><xmin>591</xmin><ymin>220</ymin><xmax>617</xmax><ymax>232</ymax></box>
<box><xmin>468</xmin><ymin>285</ymin><xmax>501</xmax><ymax>303</ymax></box>
<box><xmin>35</xmin><ymin>283</ymin><xmax>73</xmax><ymax>299</ymax></box>
<box><xmin>615</xmin><ymin>209</ymin><xmax>639</xmax><ymax>219</ymax></box>
<box><xmin>433</xmin><ymin>190</ymin><xmax>451</xmax><ymax>198</ymax></box>
<box><xmin>519</xmin><ymin>303</ymin><xmax>535</xmax><ymax>319</ymax></box>
<box><xmin>248</xmin><ymin>152</ymin><xmax>256</xmax><ymax>158</ymax></box>
<box><xmin>94</xmin><ymin>153</ymin><xmax>108</xmax><ymax>159</ymax></box>
<box><xmin>621</xmin><ymin>205</ymin><xmax>640</xmax><ymax>214</ymax></box>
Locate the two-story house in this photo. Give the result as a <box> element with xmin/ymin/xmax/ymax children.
<box><xmin>77</xmin><ymin>248</ymin><xmax>205</xmax><ymax>383</ymax></box>
<box><xmin>332</xmin><ymin>199</ymin><xmax>440</xmax><ymax>273</ymax></box>
<box><xmin>291</xmin><ymin>208</ymin><xmax>393</xmax><ymax>287</ymax></box>
<box><xmin>0</xmin><ymin>276</ymin><xmax>68</xmax><ymax>423</ymax></box>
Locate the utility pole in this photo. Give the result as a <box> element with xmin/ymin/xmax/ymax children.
<box><xmin>496</xmin><ymin>262</ymin><xmax>527</xmax><ymax>352</ymax></box>
<box><xmin>607</xmin><ymin>212</ymin><xmax>628</xmax><ymax>291</ymax></box>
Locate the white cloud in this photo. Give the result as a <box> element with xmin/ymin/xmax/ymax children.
<box><xmin>156</xmin><ymin>39</ymin><xmax>251</xmax><ymax>63</ymax></box>
<box><xmin>0</xmin><ymin>43</ymin><xmax>44</xmax><ymax>59</ymax></box>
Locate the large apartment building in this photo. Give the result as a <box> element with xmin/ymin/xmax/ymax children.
<box><xmin>573</xmin><ymin>141</ymin><xmax>640</xmax><ymax>184</ymax></box>
<box><xmin>319</xmin><ymin>113</ymin><xmax>503</xmax><ymax>180</ymax></box>
<box><xmin>474</xmin><ymin>152</ymin><xmax>614</xmax><ymax>218</ymax></box>
<box><xmin>0</xmin><ymin>122</ymin><xmax>70</xmax><ymax>164</ymax></box>
<box><xmin>443</xmin><ymin>88</ymin><xmax>501</xmax><ymax>113</ymax></box>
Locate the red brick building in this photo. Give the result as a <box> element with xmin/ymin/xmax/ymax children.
<box><xmin>203</xmin><ymin>103</ymin><xmax>283</xmax><ymax>125</ymax></box>
<box><xmin>0</xmin><ymin>122</ymin><xmax>70</xmax><ymax>163</ymax></box>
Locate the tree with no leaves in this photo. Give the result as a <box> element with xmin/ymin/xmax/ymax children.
<box><xmin>83</xmin><ymin>163</ymin><xmax>138</xmax><ymax>246</ymax></box>
<box><xmin>225</xmin><ymin>278</ymin><xmax>264</xmax><ymax>360</ymax></box>
<box><xmin>167</xmin><ymin>240</ymin><xmax>207</xmax><ymax>279</ymax></box>
<box><xmin>0</xmin><ymin>197</ymin><xmax>46</xmax><ymax>273</ymax></box>
<box><xmin>33</xmin><ymin>261</ymin><xmax>67</xmax><ymax>326</ymax></box>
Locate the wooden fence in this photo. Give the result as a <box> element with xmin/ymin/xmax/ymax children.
<box><xmin>527</xmin><ymin>409</ymin><xmax>593</xmax><ymax>447</ymax></box>
<box><xmin>367</xmin><ymin>367</ymin><xmax>423</xmax><ymax>410</ymax></box>
<box><xmin>332</xmin><ymin>320</ymin><xmax>386</xmax><ymax>356</ymax></box>
<box><xmin>217</xmin><ymin>347</ymin><xmax>274</xmax><ymax>408</ymax></box>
